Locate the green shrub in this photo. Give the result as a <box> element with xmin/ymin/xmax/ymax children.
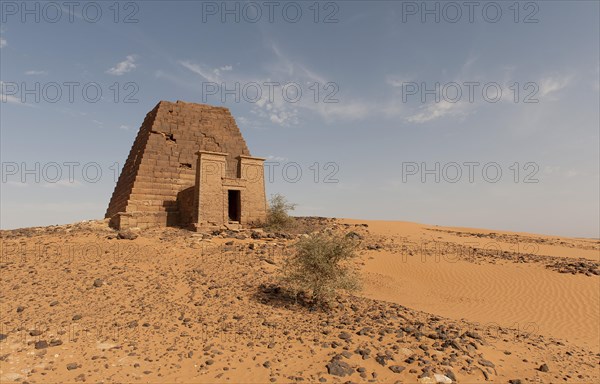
<box><xmin>266</xmin><ymin>193</ymin><xmax>296</xmax><ymax>231</ymax></box>
<box><xmin>281</xmin><ymin>232</ymin><xmax>360</xmax><ymax>307</ymax></box>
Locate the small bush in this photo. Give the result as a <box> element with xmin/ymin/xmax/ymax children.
<box><xmin>266</xmin><ymin>194</ymin><xmax>296</xmax><ymax>231</ymax></box>
<box><xmin>281</xmin><ymin>232</ymin><xmax>361</xmax><ymax>307</ymax></box>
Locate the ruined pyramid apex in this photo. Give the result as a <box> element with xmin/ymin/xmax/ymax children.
<box><xmin>152</xmin><ymin>99</ymin><xmax>233</xmax><ymax>113</ymax></box>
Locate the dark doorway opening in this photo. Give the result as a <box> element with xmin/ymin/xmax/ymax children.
<box><xmin>228</xmin><ymin>190</ymin><xmax>241</xmax><ymax>222</ymax></box>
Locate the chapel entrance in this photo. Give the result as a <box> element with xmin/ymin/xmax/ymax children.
<box><xmin>228</xmin><ymin>190</ymin><xmax>241</xmax><ymax>222</ymax></box>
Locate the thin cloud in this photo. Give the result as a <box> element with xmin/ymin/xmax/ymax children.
<box><xmin>406</xmin><ymin>100</ymin><xmax>470</xmax><ymax>124</ymax></box>
<box><xmin>386</xmin><ymin>75</ymin><xmax>413</xmax><ymax>88</ymax></box>
<box><xmin>539</xmin><ymin>75</ymin><xmax>572</xmax><ymax>99</ymax></box>
<box><xmin>1</xmin><ymin>94</ymin><xmax>22</xmax><ymax>104</ymax></box>
<box><xmin>0</xmin><ymin>37</ymin><xmax>6</xmax><ymax>48</ymax></box>
<box><xmin>25</xmin><ymin>70</ymin><xmax>48</xmax><ymax>76</ymax></box>
<box><xmin>251</xmin><ymin>98</ymin><xmax>300</xmax><ymax>127</ymax></box>
<box><xmin>106</xmin><ymin>55</ymin><xmax>138</xmax><ymax>76</ymax></box>
<box><xmin>266</xmin><ymin>155</ymin><xmax>289</xmax><ymax>162</ymax></box>
<box><xmin>395</xmin><ymin>56</ymin><xmax>485</xmax><ymax>123</ymax></box>
<box><xmin>256</xmin><ymin>43</ymin><xmax>372</xmax><ymax>124</ymax></box>
<box><xmin>179</xmin><ymin>61</ymin><xmax>233</xmax><ymax>83</ymax></box>
<box><xmin>0</xmin><ymin>81</ymin><xmax>35</xmax><ymax>107</ymax></box>
<box><xmin>307</xmin><ymin>101</ymin><xmax>372</xmax><ymax>121</ymax></box>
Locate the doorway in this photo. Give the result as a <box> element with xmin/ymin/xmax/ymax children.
<box><xmin>228</xmin><ymin>190</ymin><xmax>241</xmax><ymax>222</ymax></box>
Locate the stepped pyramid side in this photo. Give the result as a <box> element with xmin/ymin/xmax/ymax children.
<box><xmin>105</xmin><ymin>104</ymin><xmax>159</xmax><ymax>219</ymax></box>
<box><xmin>105</xmin><ymin>100</ymin><xmax>254</xmax><ymax>229</ymax></box>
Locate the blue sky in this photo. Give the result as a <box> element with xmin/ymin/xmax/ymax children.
<box><xmin>1</xmin><ymin>1</ymin><xmax>598</xmax><ymax>237</ymax></box>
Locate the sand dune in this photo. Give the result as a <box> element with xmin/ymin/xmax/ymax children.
<box><xmin>346</xmin><ymin>219</ymin><xmax>599</xmax><ymax>350</ymax></box>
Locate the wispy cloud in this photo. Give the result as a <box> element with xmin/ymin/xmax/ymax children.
<box><xmin>25</xmin><ymin>70</ymin><xmax>48</xmax><ymax>76</ymax></box>
<box><xmin>0</xmin><ymin>37</ymin><xmax>6</xmax><ymax>48</ymax></box>
<box><xmin>386</xmin><ymin>75</ymin><xmax>413</xmax><ymax>88</ymax></box>
<box><xmin>266</xmin><ymin>155</ymin><xmax>289</xmax><ymax>162</ymax></box>
<box><xmin>1</xmin><ymin>94</ymin><xmax>22</xmax><ymax>104</ymax></box>
<box><xmin>164</xmin><ymin>42</ymin><xmax>378</xmax><ymax>127</ymax></box>
<box><xmin>538</xmin><ymin>74</ymin><xmax>573</xmax><ymax>99</ymax></box>
<box><xmin>386</xmin><ymin>57</ymin><xmax>482</xmax><ymax>124</ymax></box>
<box><xmin>106</xmin><ymin>55</ymin><xmax>138</xmax><ymax>76</ymax></box>
<box><xmin>0</xmin><ymin>81</ymin><xmax>35</xmax><ymax>107</ymax></box>
<box><xmin>306</xmin><ymin>101</ymin><xmax>372</xmax><ymax>121</ymax></box>
<box><xmin>407</xmin><ymin>100</ymin><xmax>470</xmax><ymax>124</ymax></box>
<box><xmin>251</xmin><ymin>97</ymin><xmax>300</xmax><ymax>127</ymax></box>
<box><xmin>179</xmin><ymin>60</ymin><xmax>233</xmax><ymax>83</ymax></box>
<box><xmin>255</xmin><ymin>43</ymin><xmax>373</xmax><ymax>125</ymax></box>
<box><xmin>176</xmin><ymin>45</ymin><xmax>474</xmax><ymax>127</ymax></box>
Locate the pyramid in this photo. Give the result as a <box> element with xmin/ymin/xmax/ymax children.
<box><xmin>106</xmin><ymin>100</ymin><xmax>266</xmax><ymax>230</ymax></box>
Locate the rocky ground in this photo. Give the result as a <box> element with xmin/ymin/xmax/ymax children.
<box><xmin>424</xmin><ymin>229</ymin><xmax>600</xmax><ymax>276</ymax></box>
<box><xmin>1</xmin><ymin>218</ymin><xmax>598</xmax><ymax>383</ymax></box>
<box><xmin>365</xmin><ymin>227</ymin><xmax>600</xmax><ymax>276</ymax></box>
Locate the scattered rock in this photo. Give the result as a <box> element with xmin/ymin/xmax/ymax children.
<box><xmin>375</xmin><ymin>354</ymin><xmax>390</xmax><ymax>366</ymax></box>
<box><xmin>355</xmin><ymin>348</ymin><xmax>371</xmax><ymax>360</ymax></box>
<box><xmin>465</xmin><ymin>331</ymin><xmax>482</xmax><ymax>340</ymax></box>
<box><xmin>326</xmin><ymin>358</ymin><xmax>353</xmax><ymax>377</ymax></box>
<box><xmin>34</xmin><ymin>340</ymin><xmax>48</xmax><ymax>349</ymax></box>
<box><xmin>444</xmin><ymin>370</ymin><xmax>457</xmax><ymax>381</ymax></box>
<box><xmin>478</xmin><ymin>358</ymin><xmax>495</xmax><ymax>368</ymax></box>
<box><xmin>93</xmin><ymin>279</ymin><xmax>103</xmax><ymax>288</ymax></box>
<box><xmin>433</xmin><ymin>374</ymin><xmax>453</xmax><ymax>384</ymax></box>
<box><xmin>389</xmin><ymin>365</ymin><xmax>405</xmax><ymax>373</ymax></box>
<box><xmin>346</xmin><ymin>231</ymin><xmax>363</xmax><ymax>240</ymax></box>
<box><xmin>538</xmin><ymin>363</ymin><xmax>549</xmax><ymax>372</ymax></box>
<box><xmin>66</xmin><ymin>362</ymin><xmax>79</xmax><ymax>370</ymax></box>
<box><xmin>117</xmin><ymin>230</ymin><xmax>138</xmax><ymax>240</ymax></box>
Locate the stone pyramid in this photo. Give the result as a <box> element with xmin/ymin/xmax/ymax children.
<box><xmin>105</xmin><ymin>100</ymin><xmax>261</xmax><ymax>229</ymax></box>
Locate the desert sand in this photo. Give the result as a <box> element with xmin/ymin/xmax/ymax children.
<box><xmin>1</xmin><ymin>218</ymin><xmax>598</xmax><ymax>383</ymax></box>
